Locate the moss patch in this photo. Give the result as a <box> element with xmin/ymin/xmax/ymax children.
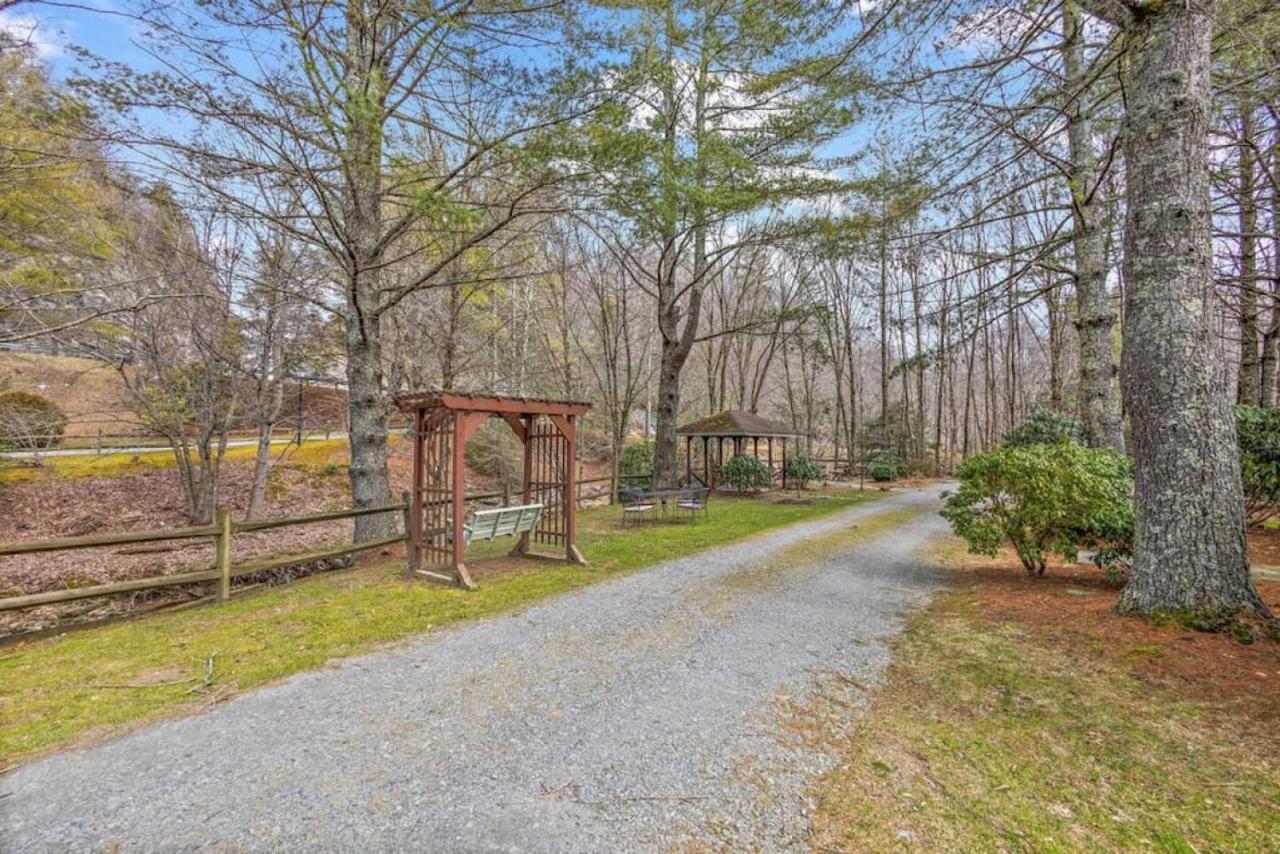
<box><xmin>0</xmin><ymin>439</ymin><xmax>354</xmax><ymax>484</ymax></box>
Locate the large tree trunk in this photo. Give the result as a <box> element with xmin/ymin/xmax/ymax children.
<box><xmin>1065</xmin><ymin>0</ymin><xmax>1125</xmax><ymax>451</ymax></box>
<box><xmin>1113</xmin><ymin>0</ymin><xmax>1268</xmax><ymax>619</ymax></box>
<box><xmin>934</xmin><ymin>278</ymin><xmax>949</xmax><ymax>474</ymax></box>
<box><xmin>1236</xmin><ymin>108</ymin><xmax>1260</xmax><ymax>405</ymax></box>
<box><xmin>345</xmin><ymin>305</ymin><xmax>394</xmax><ymax>540</ymax></box>
<box><xmin>653</xmin><ymin>325</ymin><xmax>694</xmax><ymax>487</ymax></box>
<box><xmin>877</xmin><ymin>224</ymin><xmax>889</xmax><ymax>429</ymax></box>
<box><xmin>342</xmin><ymin>8</ymin><xmax>394</xmax><ymax>542</ymax></box>
<box><xmin>651</xmin><ymin>21</ymin><xmax>706</xmax><ymax>489</ymax></box>
<box><xmin>651</xmin><ymin>32</ymin><xmax>683</xmax><ymax>488</ymax></box>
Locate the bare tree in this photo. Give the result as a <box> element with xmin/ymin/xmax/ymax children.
<box><xmin>240</xmin><ymin>220</ymin><xmax>331</xmax><ymax>519</ymax></box>
<box><xmin>82</xmin><ymin>0</ymin><xmax>577</xmax><ymax>539</ymax></box>
<box><xmin>567</xmin><ymin>222</ymin><xmax>652</xmax><ymax>499</ymax></box>
<box><xmin>118</xmin><ymin>198</ymin><xmax>241</xmax><ymax>524</ymax></box>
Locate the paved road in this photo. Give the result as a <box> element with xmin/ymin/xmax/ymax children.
<box><xmin>1</xmin><ymin>486</ymin><xmax>948</xmax><ymax>852</ymax></box>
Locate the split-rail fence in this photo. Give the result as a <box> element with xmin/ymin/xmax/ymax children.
<box><xmin>0</xmin><ymin>473</ymin><xmax>648</xmax><ymax>613</ymax></box>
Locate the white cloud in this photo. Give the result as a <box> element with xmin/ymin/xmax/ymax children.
<box><xmin>0</xmin><ymin>12</ymin><xmax>65</xmax><ymax>59</ymax></box>
<box><xmin>947</xmin><ymin>5</ymin><xmax>1044</xmax><ymax>52</ymax></box>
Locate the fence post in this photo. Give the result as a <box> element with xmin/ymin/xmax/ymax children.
<box><xmin>215</xmin><ymin>508</ymin><xmax>232</xmax><ymax>603</ymax></box>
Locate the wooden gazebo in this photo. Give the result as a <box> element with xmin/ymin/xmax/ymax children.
<box><xmin>396</xmin><ymin>391</ymin><xmax>590</xmax><ymax>590</ymax></box>
<box><xmin>677</xmin><ymin>409</ymin><xmax>802</xmax><ymax>488</ymax></box>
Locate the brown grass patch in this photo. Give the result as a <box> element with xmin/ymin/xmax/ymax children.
<box><xmin>808</xmin><ymin>538</ymin><xmax>1280</xmax><ymax>851</ymax></box>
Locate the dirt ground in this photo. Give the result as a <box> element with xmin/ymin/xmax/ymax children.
<box><xmin>0</xmin><ymin>449</ymin><xmax>354</xmax><ymax>636</ymax></box>
<box><xmin>939</xmin><ymin>545</ymin><xmax>1280</xmax><ymax>723</ymax></box>
<box><xmin>1247</xmin><ymin>524</ymin><xmax>1280</xmax><ymax>568</ymax></box>
<box><xmin>0</xmin><ymin>437</ymin><xmax>618</xmax><ymax>637</ymax></box>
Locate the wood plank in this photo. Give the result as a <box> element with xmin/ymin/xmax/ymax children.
<box><xmin>0</xmin><ymin>568</ymin><xmax>222</xmax><ymax>611</ymax></box>
<box><xmin>226</xmin><ymin>533</ymin><xmax>405</xmax><ymax>577</ymax></box>
<box><xmin>0</xmin><ymin>523</ymin><xmax>218</xmax><ymax>556</ymax></box>
<box><xmin>234</xmin><ymin>502</ymin><xmax>406</xmax><ymax>533</ymax></box>
<box><xmin>0</xmin><ymin>533</ymin><xmax>408</xmax><ymax>612</ymax></box>
<box><xmin>215</xmin><ymin>508</ymin><xmax>232</xmax><ymax>602</ymax></box>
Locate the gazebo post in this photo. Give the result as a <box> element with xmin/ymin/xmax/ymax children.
<box><xmin>703</xmin><ymin>436</ymin><xmax>710</xmax><ymax>486</ymax></box>
<box><xmin>685</xmin><ymin>436</ymin><xmax>692</xmax><ymax>485</ymax></box>
<box><xmin>767</xmin><ymin>436</ymin><xmax>774</xmax><ymax>480</ymax></box>
<box><xmin>781</xmin><ymin>439</ymin><xmax>788</xmax><ymax>490</ymax></box>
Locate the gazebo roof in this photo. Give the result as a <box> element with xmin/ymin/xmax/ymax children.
<box><xmin>676</xmin><ymin>409</ymin><xmax>800</xmax><ymax>438</ymax></box>
<box><xmin>394</xmin><ymin>389</ymin><xmax>590</xmax><ymax>416</ymax></box>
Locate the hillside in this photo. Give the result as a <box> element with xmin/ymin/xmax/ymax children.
<box><xmin>0</xmin><ymin>351</ymin><xmax>350</xmax><ymax>445</ymax></box>
<box><xmin>0</xmin><ymin>351</ymin><xmax>140</xmax><ymax>439</ymax></box>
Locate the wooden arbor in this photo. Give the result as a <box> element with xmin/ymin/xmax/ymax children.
<box><xmin>396</xmin><ymin>391</ymin><xmax>590</xmax><ymax>590</ymax></box>
<box><xmin>676</xmin><ymin>409</ymin><xmax>802</xmax><ymax>488</ymax></box>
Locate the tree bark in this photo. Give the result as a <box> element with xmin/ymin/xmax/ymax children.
<box><xmin>653</xmin><ymin>311</ymin><xmax>695</xmax><ymax>488</ymax></box>
<box><xmin>1112</xmin><ymin>0</ymin><xmax>1269</xmax><ymax>618</ymax></box>
<box><xmin>1236</xmin><ymin>107</ymin><xmax>1260</xmax><ymax>405</ymax></box>
<box><xmin>651</xmin><ymin>8</ymin><xmax>702</xmax><ymax>488</ymax></box>
<box><xmin>1264</xmin><ymin>121</ymin><xmax>1280</xmax><ymax>408</ymax></box>
<box><xmin>1044</xmin><ymin>272</ymin><xmax>1064</xmax><ymax>411</ymax></box>
<box><xmin>247</xmin><ymin>420</ymin><xmax>276</xmax><ymax>520</ymax></box>
<box><xmin>1065</xmin><ymin>0</ymin><xmax>1125</xmax><ymax>451</ymax></box>
<box><xmin>345</xmin><ymin>306</ymin><xmax>393</xmax><ymax>539</ymax></box>
<box><xmin>342</xmin><ymin>6</ymin><xmax>394</xmax><ymax>541</ymax></box>
<box><xmin>877</xmin><ymin>222</ymin><xmax>889</xmax><ymax>430</ymax></box>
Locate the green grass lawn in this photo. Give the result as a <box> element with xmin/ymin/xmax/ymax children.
<box><xmin>0</xmin><ymin>487</ymin><xmax>884</xmax><ymax>765</ymax></box>
<box><xmin>810</xmin><ymin>590</ymin><xmax>1280</xmax><ymax>851</ymax></box>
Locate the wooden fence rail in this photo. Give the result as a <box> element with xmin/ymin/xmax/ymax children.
<box><xmin>0</xmin><ymin>472</ymin><xmax>647</xmax><ymax>613</ymax></box>
<box><xmin>0</xmin><ymin>501</ymin><xmax>407</xmax><ymax>612</ymax></box>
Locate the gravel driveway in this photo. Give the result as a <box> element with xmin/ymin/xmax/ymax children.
<box><xmin>2</xmin><ymin>485</ymin><xmax>948</xmax><ymax>852</ymax></box>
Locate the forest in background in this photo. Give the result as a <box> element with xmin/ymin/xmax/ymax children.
<box><xmin>1</xmin><ymin>0</ymin><xmax>1277</xmax><ymax>621</ymax></box>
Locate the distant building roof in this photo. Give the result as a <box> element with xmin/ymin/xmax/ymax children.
<box><xmin>676</xmin><ymin>409</ymin><xmax>800</xmax><ymax>437</ymax></box>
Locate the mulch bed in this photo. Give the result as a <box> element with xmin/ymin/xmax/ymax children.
<box><xmin>942</xmin><ymin>550</ymin><xmax>1280</xmax><ymax>724</ymax></box>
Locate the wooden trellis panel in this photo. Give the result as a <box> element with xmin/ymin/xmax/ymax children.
<box><xmin>412</xmin><ymin>408</ymin><xmax>459</xmax><ymax>583</ymax></box>
<box><xmin>399</xmin><ymin>392</ymin><xmax>588</xmax><ymax>589</ymax></box>
<box><xmin>530</xmin><ymin>417</ymin><xmax>567</xmax><ymax>548</ymax></box>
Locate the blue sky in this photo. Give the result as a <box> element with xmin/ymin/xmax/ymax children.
<box><xmin>2</xmin><ymin>0</ymin><xmax>975</xmax><ymax>210</ymax></box>
<box><xmin>0</xmin><ymin>1</ymin><xmax>151</xmax><ymax>75</ymax></box>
